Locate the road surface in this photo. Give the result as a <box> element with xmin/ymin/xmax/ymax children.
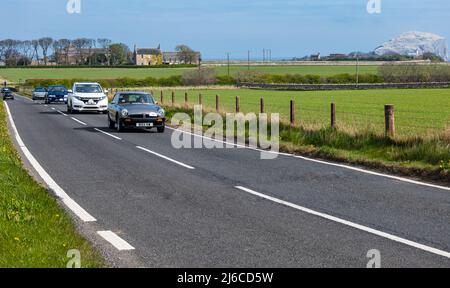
<box><xmin>5</xmin><ymin>95</ymin><xmax>450</xmax><ymax>268</ymax></box>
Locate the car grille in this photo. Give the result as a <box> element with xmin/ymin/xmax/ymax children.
<box><xmin>129</xmin><ymin>113</ymin><xmax>157</xmax><ymax>119</ymax></box>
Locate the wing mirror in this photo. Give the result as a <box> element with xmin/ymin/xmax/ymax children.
<box><xmin>155</xmin><ymin>101</ymin><xmax>159</xmax><ymax>105</ymax></box>
<box><xmin>104</xmin><ymin>89</ymin><xmax>109</xmax><ymax>93</ymax></box>
<box><xmin>68</xmin><ymin>89</ymin><xmax>73</xmax><ymax>93</ymax></box>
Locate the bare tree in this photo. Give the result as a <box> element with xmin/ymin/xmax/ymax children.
<box><xmin>72</xmin><ymin>38</ymin><xmax>90</xmax><ymax>65</ymax></box>
<box><xmin>97</xmin><ymin>38</ymin><xmax>112</xmax><ymax>65</ymax></box>
<box><xmin>86</xmin><ymin>39</ymin><xmax>96</xmax><ymax>66</ymax></box>
<box><xmin>58</xmin><ymin>39</ymin><xmax>71</xmax><ymax>65</ymax></box>
<box><xmin>31</xmin><ymin>40</ymin><xmax>40</xmax><ymax>64</ymax></box>
<box><xmin>175</xmin><ymin>44</ymin><xmax>197</xmax><ymax>64</ymax></box>
<box><xmin>38</xmin><ymin>37</ymin><xmax>53</xmax><ymax>65</ymax></box>
<box><xmin>19</xmin><ymin>40</ymin><xmax>34</xmax><ymax>65</ymax></box>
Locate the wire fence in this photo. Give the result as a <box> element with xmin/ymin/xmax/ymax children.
<box><xmin>111</xmin><ymin>88</ymin><xmax>450</xmax><ymax>138</ymax></box>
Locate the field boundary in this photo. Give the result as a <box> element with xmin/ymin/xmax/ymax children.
<box><xmin>238</xmin><ymin>82</ymin><xmax>450</xmax><ymax>91</ymax></box>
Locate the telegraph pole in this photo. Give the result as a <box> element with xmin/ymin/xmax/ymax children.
<box><xmin>227</xmin><ymin>53</ymin><xmax>230</xmax><ymax>77</ymax></box>
<box><xmin>356</xmin><ymin>53</ymin><xmax>360</xmax><ymax>85</ymax></box>
<box><xmin>248</xmin><ymin>50</ymin><xmax>250</xmax><ymax>70</ymax></box>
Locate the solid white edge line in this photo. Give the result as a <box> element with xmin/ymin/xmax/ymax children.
<box><xmin>4</xmin><ymin>102</ymin><xmax>96</xmax><ymax>222</ymax></box>
<box><xmin>136</xmin><ymin>146</ymin><xmax>195</xmax><ymax>170</ymax></box>
<box><xmin>94</xmin><ymin>128</ymin><xmax>122</xmax><ymax>140</ymax></box>
<box><xmin>71</xmin><ymin>117</ymin><xmax>87</xmax><ymax>126</ymax></box>
<box><xmin>235</xmin><ymin>185</ymin><xmax>450</xmax><ymax>259</ymax></box>
<box><xmin>97</xmin><ymin>231</ymin><xmax>135</xmax><ymax>251</ymax></box>
<box><xmin>166</xmin><ymin>126</ymin><xmax>450</xmax><ymax>192</ymax></box>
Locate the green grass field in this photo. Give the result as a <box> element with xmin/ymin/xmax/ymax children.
<box><xmin>151</xmin><ymin>88</ymin><xmax>450</xmax><ymax>137</ymax></box>
<box><xmin>0</xmin><ymin>65</ymin><xmax>379</xmax><ymax>82</ymax></box>
<box><xmin>0</xmin><ymin>101</ymin><xmax>105</xmax><ymax>268</ymax></box>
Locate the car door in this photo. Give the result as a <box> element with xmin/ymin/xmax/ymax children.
<box><xmin>109</xmin><ymin>94</ymin><xmax>119</xmax><ymax>119</ymax></box>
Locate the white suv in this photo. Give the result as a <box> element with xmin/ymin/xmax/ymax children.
<box><xmin>67</xmin><ymin>82</ymin><xmax>109</xmax><ymax>114</ymax></box>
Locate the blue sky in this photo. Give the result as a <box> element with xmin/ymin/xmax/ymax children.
<box><xmin>2</xmin><ymin>0</ymin><xmax>450</xmax><ymax>59</ymax></box>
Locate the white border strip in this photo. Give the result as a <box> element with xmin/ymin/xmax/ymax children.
<box><xmin>94</xmin><ymin>128</ymin><xmax>122</xmax><ymax>140</ymax></box>
<box><xmin>136</xmin><ymin>146</ymin><xmax>195</xmax><ymax>170</ymax></box>
<box><xmin>97</xmin><ymin>231</ymin><xmax>135</xmax><ymax>251</ymax></box>
<box><xmin>236</xmin><ymin>185</ymin><xmax>450</xmax><ymax>259</ymax></box>
<box><xmin>166</xmin><ymin>126</ymin><xmax>450</xmax><ymax>192</ymax></box>
<box><xmin>4</xmin><ymin>102</ymin><xmax>96</xmax><ymax>222</ymax></box>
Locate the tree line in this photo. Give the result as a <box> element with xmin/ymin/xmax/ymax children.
<box><xmin>0</xmin><ymin>37</ymin><xmax>198</xmax><ymax>66</ymax></box>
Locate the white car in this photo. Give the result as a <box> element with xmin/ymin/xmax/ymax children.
<box><xmin>67</xmin><ymin>82</ymin><xmax>109</xmax><ymax>114</ymax></box>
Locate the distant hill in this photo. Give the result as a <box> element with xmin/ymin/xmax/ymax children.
<box><xmin>374</xmin><ymin>31</ymin><xmax>448</xmax><ymax>61</ymax></box>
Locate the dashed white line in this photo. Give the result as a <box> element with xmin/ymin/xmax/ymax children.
<box><xmin>57</xmin><ymin>110</ymin><xmax>68</xmax><ymax>117</ymax></box>
<box><xmin>97</xmin><ymin>231</ymin><xmax>135</xmax><ymax>251</ymax></box>
<box><xmin>71</xmin><ymin>117</ymin><xmax>87</xmax><ymax>126</ymax></box>
<box><xmin>94</xmin><ymin>128</ymin><xmax>122</xmax><ymax>140</ymax></box>
<box><xmin>235</xmin><ymin>185</ymin><xmax>450</xmax><ymax>260</ymax></box>
<box><xmin>51</xmin><ymin>107</ymin><xmax>56</xmax><ymax>110</ymax></box>
<box><xmin>166</xmin><ymin>126</ymin><xmax>450</xmax><ymax>192</ymax></box>
<box><xmin>136</xmin><ymin>146</ymin><xmax>195</xmax><ymax>170</ymax></box>
<box><xmin>4</xmin><ymin>102</ymin><xmax>96</xmax><ymax>222</ymax></box>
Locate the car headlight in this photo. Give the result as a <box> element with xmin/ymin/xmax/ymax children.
<box><xmin>121</xmin><ymin>109</ymin><xmax>129</xmax><ymax>117</ymax></box>
<box><xmin>100</xmin><ymin>96</ymin><xmax>107</xmax><ymax>101</ymax></box>
<box><xmin>157</xmin><ymin>109</ymin><xmax>165</xmax><ymax>117</ymax></box>
<box><xmin>73</xmin><ymin>96</ymin><xmax>82</xmax><ymax>101</ymax></box>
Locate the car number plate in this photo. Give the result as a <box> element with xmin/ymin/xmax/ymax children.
<box><xmin>136</xmin><ymin>123</ymin><xmax>153</xmax><ymax>127</ymax></box>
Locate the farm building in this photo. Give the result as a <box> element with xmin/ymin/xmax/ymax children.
<box><xmin>134</xmin><ymin>46</ymin><xmax>163</xmax><ymax>66</ymax></box>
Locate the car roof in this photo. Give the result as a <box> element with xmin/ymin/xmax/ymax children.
<box><xmin>117</xmin><ymin>92</ymin><xmax>151</xmax><ymax>95</ymax></box>
<box><xmin>74</xmin><ymin>82</ymin><xmax>101</xmax><ymax>85</ymax></box>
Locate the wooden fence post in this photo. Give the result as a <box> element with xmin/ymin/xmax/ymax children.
<box><xmin>216</xmin><ymin>95</ymin><xmax>220</xmax><ymax>112</ymax></box>
<box><xmin>172</xmin><ymin>91</ymin><xmax>175</xmax><ymax>107</ymax></box>
<box><xmin>236</xmin><ymin>96</ymin><xmax>240</xmax><ymax>113</ymax></box>
<box><xmin>160</xmin><ymin>91</ymin><xmax>164</xmax><ymax>105</ymax></box>
<box><xmin>290</xmin><ymin>100</ymin><xmax>295</xmax><ymax>126</ymax></box>
<box><xmin>331</xmin><ymin>102</ymin><xmax>336</xmax><ymax>129</ymax></box>
<box><xmin>260</xmin><ymin>98</ymin><xmax>265</xmax><ymax>114</ymax></box>
<box><xmin>199</xmin><ymin>93</ymin><xmax>203</xmax><ymax>105</ymax></box>
<box><xmin>385</xmin><ymin>104</ymin><xmax>395</xmax><ymax>137</ymax></box>
<box><xmin>185</xmin><ymin>92</ymin><xmax>188</xmax><ymax>107</ymax></box>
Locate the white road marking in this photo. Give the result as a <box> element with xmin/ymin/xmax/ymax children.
<box><xmin>166</xmin><ymin>126</ymin><xmax>450</xmax><ymax>191</ymax></box>
<box><xmin>94</xmin><ymin>128</ymin><xmax>122</xmax><ymax>140</ymax></box>
<box><xmin>57</xmin><ymin>110</ymin><xmax>68</xmax><ymax>117</ymax></box>
<box><xmin>136</xmin><ymin>146</ymin><xmax>195</xmax><ymax>170</ymax></box>
<box><xmin>51</xmin><ymin>107</ymin><xmax>56</xmax><ymax>110</ymax></box>
<box><xmin>4</xmin><ymin>102</ymin><xmax>96</xmax><ymax>222</ymax></box>
<box><xmin>97</xmin><ymin>231</ymin><xmax>135</xmax><ymax>251</ymax></box>
<box><xmin>44</xmin><ymin>104</ymin><xmax>48</xmax><ymax>107</ymax></box>
<box><xmin>235</xmin><ymin>185</ymin><xmax>450</xmax><ymax>260</ymax></box>
<box><xmin>71</xmin><ymin>117</ymin><xmax>87</xmax><ymax>126</ymax></box>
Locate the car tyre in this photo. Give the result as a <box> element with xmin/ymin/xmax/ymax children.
<box><xmin>116</xmin><ymin>115</ymin><xmax>124</xmax><ymax>132</ymax></box>
<box><xmin>108</xmin><ymin>114</ymin><xmax>115</xmax><ymax>129</ymax></box>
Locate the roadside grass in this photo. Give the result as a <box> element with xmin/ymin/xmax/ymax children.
<box><xmin>0</xmin><ymin>65</ymin><xmax>379</xmax><ymax>82</ymax></box>
<box><xmin>0</xmin><ymin>100</ymin><xmax>105</xmax><ymax>268</ymax></box>
<box><xmin>147</xmin><ymin>88</ymin><xmax>450</xmax><ymax>138</ymax></box>
<box><xmin>164</xmin><ymin>106</ymin><xmax>450</xmax><ymax>181</ymax></box>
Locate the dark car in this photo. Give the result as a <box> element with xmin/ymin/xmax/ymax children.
<box><xmin>1</xmin><ymin>88</ymin><xmax>14</xmax><ymax>100</ymax></box>
<box><xmin>107</xmin><ymin>92</ymin><xmax>165</xmax><ymax>133</ymax></box>
<box><xmin>46</xmin><ymin>85</ymin><xmax>69</xmax><ymax>104</ymax></box>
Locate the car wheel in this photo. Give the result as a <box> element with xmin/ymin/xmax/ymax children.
<box><xmin>116</xmin><ymin>115</ymin><xmax>124</xmax><ymax>132</ymax></box>
<box><xmin>157</xmin><ymin>125</ymin><xmax>165</xmax><ymax>133</ymax></box>
<box><xmin>108</xmin><ymin>114</ymin><xmax>115</xmax><ymax>129</ymax></box>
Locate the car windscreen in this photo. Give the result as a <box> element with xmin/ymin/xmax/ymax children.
<box><xmin>118</xmin><ymin>94</ymin><xmax>154</xmax><ymax>104</ymax></box>
<box><xmin>48</xmin><ymin>86</ymin><xmax>66</xmax><ymax>92</ymax></box>
<box><xmin>75</xmin><ymin>84</ymin><xmax>102</xmax><ymax>93</ymax></box>
<box><xmin>34</xmin><ymin>88</ymin><xmax>46</xmax><ymax>92</ymax></box>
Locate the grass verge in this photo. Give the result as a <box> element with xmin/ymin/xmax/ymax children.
<box><xmin>164</xmin><ymin>106</ymin><xmax>450</xmax><ymax>183</ymax></box>
<box><xmin>0</xmin><ymin>100</ymin><xmax>105</xmax><ymax>268</ymax></box>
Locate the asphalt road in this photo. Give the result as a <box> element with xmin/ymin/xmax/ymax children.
<box><xmin>6</xmin><ymin>95</ymin><xmax>450</xmax><ymax>267</ymax></box>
